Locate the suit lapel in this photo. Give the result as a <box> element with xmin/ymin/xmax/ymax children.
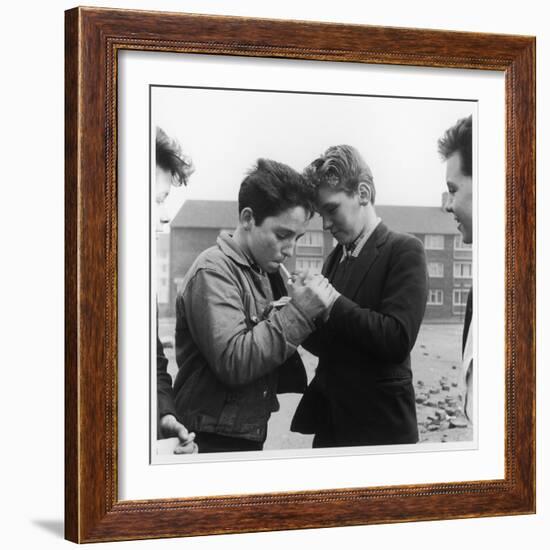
<box><xmin>323</xmin><ymin>246</ymin><xmax>343</xmax><ymax>279</ymax></box>
<box><xmin>343</xmin><ymin>222</ymin><xmax>389</xmax><ymax>300</ymax></box>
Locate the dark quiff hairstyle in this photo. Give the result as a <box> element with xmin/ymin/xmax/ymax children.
<box><xmin>155</xmin><ymin>126</ymin><xmax>195</xmax><ymax>186</ymax></box>
<box><xmin>437</xmin><ymin>115</ymin><xmax>473</xmax><ymax>177</ymax></box>
<box><xmin>238</xmin><ymin>159</ymin><xmax>315</xmax><ymax>225</ymax></box>
<box><xmin>303</xmin><ymin>144</ymin><xmax>376</xmax><ymax>203</ymax></box>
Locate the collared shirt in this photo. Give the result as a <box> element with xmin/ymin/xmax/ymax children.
<box><xmin>339</xmin><ymin>217</ymin><xmax>382</xmax><ymax>263</ymax></box>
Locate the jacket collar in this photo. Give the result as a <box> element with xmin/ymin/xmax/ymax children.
<box><xmin>217</xmin><ymin>231</ymin><xmax>253</xmax><ymax>269</ymax></box>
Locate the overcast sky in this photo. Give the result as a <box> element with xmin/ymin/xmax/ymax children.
<box><xmin>153</xmin><ymin>85</ymin><xmax>475</xmax><ymax>221</ymax></box>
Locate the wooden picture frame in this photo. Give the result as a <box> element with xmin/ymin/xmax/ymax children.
<box><xmin>65</xmin><ymin>6</ymin><xmax>535</xmax><ymax>543</ymax></box>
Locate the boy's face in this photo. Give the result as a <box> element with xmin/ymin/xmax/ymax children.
<box><xmin>155</xmin><ymin>166</ymin><xmax>172</xmax><ymax>233</ymax></box>
<box><xmin>444</xmin><ymin>152</ymin><xmax>473</xmax><ymax>244</ymax></box>
<box><xmin>247</xmin><ymin>206</ymin><xmax>309</xmax><ymax>273</ymax></box>
<box><xmin>315</xmin><ymin>185</ymin><xmax>366</xmax><ymax>245</ymax></box>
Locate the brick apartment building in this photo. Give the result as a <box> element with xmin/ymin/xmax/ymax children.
<box><xmin>160</xmin><ymin>199</ymin><xmax>471</xmax><ymax>322</ymax></box>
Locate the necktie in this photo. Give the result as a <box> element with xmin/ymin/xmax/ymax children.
<box><xmin>332</xmin><ymin>248</ymin><xmax>355</xmax><ymax>292</ymax></box>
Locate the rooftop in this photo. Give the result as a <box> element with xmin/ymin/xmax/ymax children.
<box><xmin>171</xmin><ymin>200</ymin><xmax>460</xmax><ymax>235</ymax></box>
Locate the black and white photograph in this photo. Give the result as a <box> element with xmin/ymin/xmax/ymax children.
<box><xmin>151</xmin><ymin>84</ymin><xmax>476</xmax><ymax>461</ymax></box>
<box><xmin>4</xmin><ymin>0</ymin><xmax>543</xmax><ymax>546</ymax></box>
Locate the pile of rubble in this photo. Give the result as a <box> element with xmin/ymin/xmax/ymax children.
<box><xmin>415</xmin><ymin>375</ymin><xmax>469</xmax><ymax>442</ymax></box>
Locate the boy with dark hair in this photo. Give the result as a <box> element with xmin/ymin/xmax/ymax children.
<box><xmin>173</xmin><ymin>159</ymin><xmax>339</xmax><ymax>453</ymax></box>
<box><xmin>156</xmin><ymin>126</ymin><xmax>194</xmax><ymax>186</ymax></box>
<box><xmin>438</xmin><ymin>115</ymin><xmax>473</xmax><ymax>244</ymax></box>
<box><xmin>439</xmin><ymin>115</ymin><xmax>474</xmax><ymax>421</ymax></box>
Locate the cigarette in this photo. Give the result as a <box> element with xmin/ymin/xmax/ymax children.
<box><xmin>279</xmin><ymin>263</ymin><xmax>293</xmax><ymax>284</ymax></box>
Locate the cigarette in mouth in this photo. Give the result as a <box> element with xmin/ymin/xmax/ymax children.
<box><xmin>279</xmin><ymin>263</ymin><xmax>293</xmax><ymax>285</ymax></box>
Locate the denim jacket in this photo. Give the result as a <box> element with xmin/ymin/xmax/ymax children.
<box><xmin>173</xmin><ymin>232</ymin><xmax>315</xmax><ymax>442</ymax></box>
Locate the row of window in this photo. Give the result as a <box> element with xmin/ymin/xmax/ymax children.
<box><xmin>425</xmin><ymin>234</ymin><xmax>472</xmax><ymax>250</ymax></box>
<box><xmin>295</xmin><ymin>257</ymin><xmax>323</xmax><ymax>274</ymax></box>
<box><xmin>299</xmin><ymin>232</ymin><xmax>471</xmax><ymax>252</ymax></box>
<box><xmin>296</xmin><ymin>231</ymin><xmax>324</xmax><ymax>256</ymax></box>
<box><xmin>297</xmin><ymin>259</ymin><xmax>473</xmax><ymax>279</ymax></box>
<box><xmin>428</xmin><ymin>261</ymin><xmax>472</xmax><ymax>279</ymax></box>
<box><xmin>428</xmin><ymin>288</ymin><xmax>471</xmax><ymax>306</ymax></box>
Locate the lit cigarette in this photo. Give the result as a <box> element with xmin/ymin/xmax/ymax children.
<box><xmin>279</xmin><ymin>263</ymin><xmax>293</xmax><ymax>284</ymax></box>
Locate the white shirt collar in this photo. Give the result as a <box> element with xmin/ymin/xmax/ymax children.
<box><xmin>340</xmin><ymin>217</ymin><xmax>382</xmax><ymax>262</ymax></box>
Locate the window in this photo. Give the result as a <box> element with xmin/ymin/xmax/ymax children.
<box><xmin>427</xmin><ymin>289</ymin><xmax>443</xmax><ymax>305</ymax></box>
<box><xmin>454</xmin><ymin>261</ymin><xmax>472</xmax><ymax>278</ymax></box>
<box><xmin>453</xmin><ymin>288</ymin><xmax>471</xmax><ymax>306</ymax></box>
<box><xmin>301</xmin><ymin>231</ymin><xmax>323</xmax><ymax>246</ymax></box>
<box><xmin>428</xmin><ymin>262</ymin><xmax>444</xmax><ymax>278</ymax></box>
<box><xmin>424</xmin><ymin>234</ymin><xmax>444</xmax><ymax>250</ymax></box>
<box><xmin>295</xmin><ymin>257</ymin><xmax>323</xmax><ymax>274</ymax></box>
<box><xmin>296</xmin><ymin>230</ymin><xmax>324</xmax><ymax>256</ymax></box>
<box><xmin>454</xmin><ymin>234</ymin><xmax>472</xmax><ymax>250</ymax></box>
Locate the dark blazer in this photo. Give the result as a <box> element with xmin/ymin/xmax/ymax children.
<box><xmin>291</xmin><ymin>222</ymin><xmax>428</xmax><ymax>446</ymax></box>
